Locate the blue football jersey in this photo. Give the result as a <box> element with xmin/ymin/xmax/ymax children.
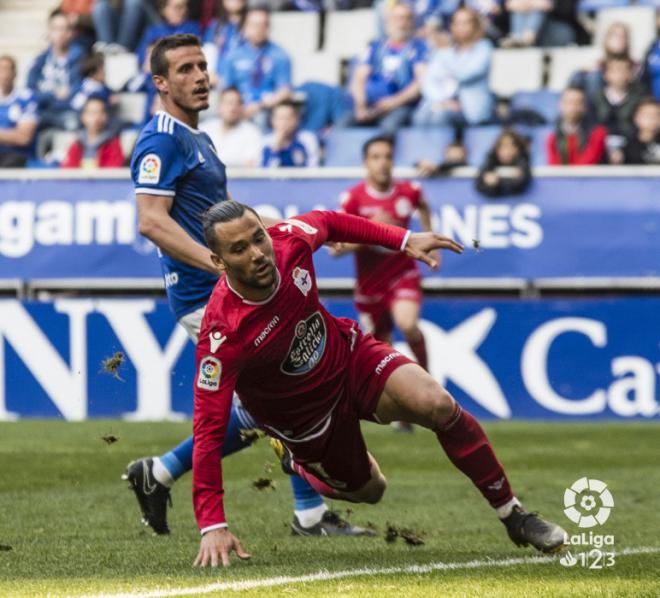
<box><xmin>131</xmin><ymin>110</ymin><xmax>228</xmax><ymax>319</ymax></box>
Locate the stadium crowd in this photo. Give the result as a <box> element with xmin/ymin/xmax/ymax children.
<box><xmin>0</xmin><ymin>0</ymin><xmax>659</xmax><ymax>177</ymax></box>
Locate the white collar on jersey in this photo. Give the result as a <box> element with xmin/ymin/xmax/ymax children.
<box><xmin>155</xmin><ymin>110</ymin><xmax>203</xmax><ymax>134</ymax></box>
<box><xmin>366</xmin><ymin>184</ymin><xmax>395</xmax><ymax>199</ymax></box>
<box><xmin>226</xmin><ymin>269</ymin><xmax>282</xmax><ymax>305</ymax></box>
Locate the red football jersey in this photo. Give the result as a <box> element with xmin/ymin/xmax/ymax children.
<box><xmin>192</xmin><ymin>210</ymin><xmax>408</xmax><ymax>531</ymax></box>
<box><xmin>340</xmin><ymin>181</ymin><xmax>422</xmax><ymax>299</ymax></box>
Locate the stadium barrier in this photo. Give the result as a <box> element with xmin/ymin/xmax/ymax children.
<box><xmin>0</xmin><ymin>297</ymin><xmax>658</xmax><ymax>421</ymax></box>
<box><xmin>0</xmin><ymin>167</ymin><xmax>659</xmax><ymax>294</ymax></box>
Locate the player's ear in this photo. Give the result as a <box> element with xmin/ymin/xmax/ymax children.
<box><xmin>210</xmin><ymin>253</ymin><xmax>225</xmax><ymax>272</ymax></box>
<box><xmin>152</xmin><ymin>74</ymin><xmax>167</xmax><ymax>94</ymax></box>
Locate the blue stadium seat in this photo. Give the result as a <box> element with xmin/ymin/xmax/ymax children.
<box><xmin>517</xmin><ymin>125</ymin><xmax>554</xmax><ymax>167</ymax></box>
<box><xmin>394</xmin><ymin>127</ymin><xmax>455</xmax><ymax>166</ymax></box>
<box><xmin>510</xmin><ymin>91</ymin><xmax>560</xmax><ymax>125</ymax></box>
<box><xmin>464</xmin><ymin>126</ymin><xmax>502</xmax><ymax>167</ymax></box>
<box><xmin>323</xmin><ymin>128</ymin><xmax>381</xmax><ymax>167</ymax></box>
<box><xmin>578</xmin><ymin>0</ymin><xmax>629</xmax><ymax>12</ymax></box>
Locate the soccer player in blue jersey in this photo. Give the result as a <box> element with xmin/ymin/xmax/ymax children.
<box><xmin>125</xmin><ymin>34</ymin><xmax>370</xmax><ymax>538</ymax></box>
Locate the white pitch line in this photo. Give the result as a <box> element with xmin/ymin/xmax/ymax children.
<box><xmin>80</xmin><ymin>546</ymin><xmax>660</xmax><ymax>598</ymax></box>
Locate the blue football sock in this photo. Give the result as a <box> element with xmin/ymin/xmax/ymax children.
<box><xmin>290</xmin><ymin>472</ymin><xmax>325</xmax><ymax>511</ymax></box>
<box><xmin>158</xmin><ymin>435</ymin><xmax>192</xmax><ymax>481</ymax></box>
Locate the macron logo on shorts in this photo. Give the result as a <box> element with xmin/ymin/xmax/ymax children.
<box><xmin>375</xmin><ymin>352</ymin><xmax>402</xmax><ymax>375</ymax></box>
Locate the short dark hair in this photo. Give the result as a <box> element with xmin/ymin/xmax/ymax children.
<box><xmin>246</xmin><ymin>6</ymin><xmax>271</xmax><ymax>18</ymax></box>
<box><xmin>81</xmin><ymin>52</ymin><xmax>104</xmax><ymax>78</ymax></box>
<box><xmin>563</xmin><ymin>86</ymin><xmax>586</xmax><ymax>98</ymax></box>
<box><xmin>203</xmin><ymin>200</ymin><xmax>261</xmax><ymax>253</ymax></box>
<box><xmin>220</xmin><ymin>86</ymin><xmax>242</xmax><ymax>99</ymax></box>
<box><xmin>150</xmin><ymin>33</ymin><xmax>201</xmax><ymax>78</ymax></box>
<box><xmin>49</xmin><ymin>8</ymin><xmax>66</xmax><ymax>21</ymax></box>
<box><xmin>634</xmin><ymin>97</ymin><xmax>659</xmax><ymax>113</ymax></box>
<box><xmin>272</xmin><ymin>99</ymin><xmax>299</xmax><ymax>114</ymax></box>
<box><xmin>362</xmin><ymin>135</ymin><xmax>394</xmax><ymax>159</ymax></box>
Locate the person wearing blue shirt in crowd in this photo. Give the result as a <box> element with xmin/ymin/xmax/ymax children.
<box><xmin>125</xmin><ymin>43</ymin><xmax>161</xmax><ymax>127</ymax></box>
<box><xmin>127</xmin><ymin>34</ymin><xmax>370</xmax><ymax>539</ymax></box>
<box><xmin>375</xmin><ymin>0</ymin><xmax>444</xmax><ymax>36</ymax></box>
<box><xmin>70</xmin><ymin>53</ymin><xmax>116</xmax><ymax>113</ymax></box>
<box><xmin>27</xmin><ymin>9</ymin><xmax>84</xmax><ymax>130</ymax></box>
<box><xmin>414</xmin><ymin>7</ymin><xmax>494</xmax><ymax>126</ymax></box>
<box><xmin>203</xmin><ymin>0</ymin><xmax>247</xmax><ymax>85</ymax></box>
<box><xmin>136</xmin><ymin>0</ymin><xmax>202</xmax><ymax>66</ymax></box>
<box><xmin>261</xmin><ymin>101</ymin><xmax>320</xmax><ymax>167</ymax></box>
<box><xmin>0</xmin><ymin>55</ymin><xmax>39</xmax><ymax>168</ymax></box>
<box><xmin>220</xmin><ymin>7</ymin><xmax>292</xmax><ymax>129</ymax></box>
<box><xmin>350</xmin><ymin>2</ymin><xmax>427</xmax><ymax>134</ymax></box>
<box><xmin>641</xmin><ymin>38</ymin><xmax>660</xmax><ymax>102</ymax></box>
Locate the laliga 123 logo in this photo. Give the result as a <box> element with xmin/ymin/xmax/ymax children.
<box><xmin>563</xmin><ymin>477</ymin><xmax>614</xmax><ymax>528</ymax></box>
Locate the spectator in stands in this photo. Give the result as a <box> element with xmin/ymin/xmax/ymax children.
<box><xmin>570</xmin><ymin>22</ymin><xmax>634</xmax><ymax>105</ymax></box>
<box><xmin>261</xmin><ymin>100</ymin><xmax>320</xmax><ymax>167</ymax></box>
<box><xmin>438</xmin><ymin>0</ymin><xmax>504</xmax><ymax>41</ymax></box>
<box><xmin>417</xmin><ymin>129</ymin><xmax>468</xmax><ymax>176</ymax></box>
<box><xmin>27</xmin><ymin>9</ymin><xmax>84</xmax><ymax>130</ymax></box>
<box><xmin>0</xmin><ymin>55</ymin><xmax>39</xmax><ymax>168</ymax></box>
<box><xmin>536</xmin><ymin>0</ymin><xmax>587</xmax><ymax>47</ymax></box>
<box><xmin>61</xmin><ymin>0</ymin><xmax>96</xmax><ymax>52</ymax></box>
<box><xmin>199</xmin><ymin>86</ymin><xmax>262</xmax><ymax>167</ymax></box>
<box><xmin>609</xmin><ymin>98</ymin><xmax>660</xmax><ymax>166</ymax></box>
<box><xmin>349</xmin><ymin>2</ymin><xmax>426</xmax><ymax>134</ymax></box>
<box><xmin>136</xmin><ymin>0</ymin><xmax>202</xmax><ymax>65</ymax></box>
<box><xmin>93</xmin><ymin>0</ymin><xmax>153</xmax><ymax>53</ymax></box>
<box><xmin>593</xmin><ymin>56</ymin><xmax>644</xmax><ymax>142</ymax></box>
<box><xmin>70</xmin><ymin>53</ymin><xmax>117</xmax><ymax>113</ymax></box>
<box><xmin>61</xmin><ymin>96</ymin><xmax>124</xmax><ymax>168</ymax></box>
<box><xmin>375</xmin><ymin>0</ymin><xmax>444</xmax><ymax>37</ymax></box>
<box><xmin>124</xmin><ymin>42</ymin><xmax>160</xmax><ymax>126</ymax></box>
<box><xmin>501</xmin><ymin>0</ymin><xmax>552</xmax><ymax>48</ymax></box>
<box><xmin>475</xmin><ymin>128</ymin><xmax>531</xmax><ymax>197</ymax></box>
<box><xmin>640</xmin><ymin>37</ymin><xmax>660</xmax><ymax>101</ymax></box>
<box><xmin>221</xmin><ymin>7</ymin><xmax>292</xmax><ymax>129</ymax></box>
<box><xmin>546</xmin><ymin>87</ymin><xmax>607</xmax><ymax>165</ymax></box>
<box><xmin>413</xmin><ymin>7</ymin><xmax>493</xmax><ymax>127</ymax></box>
<box><xmin>203</xmin><ymin>0</ymin><xmax>247</xmax><ymax>84</ymax></box>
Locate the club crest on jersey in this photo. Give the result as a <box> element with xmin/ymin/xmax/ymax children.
<box><xmin>138</xmin><ymin>153</ymin><xmax>161</xmax><ymax>184</ymax></box>
<box><xmin>281</xmin><ymin>311</ymin><xmax>326</xmax><ymax>375</ymax></box>
<box><xmin>197</xmin><ymin>356</ymin><xmax>221</xmax><ymax>390</ymax></box>
<box><xmin>292</xmin><ymin>267</ymin><xmax>312</xmax><ymax>297</ymax></box>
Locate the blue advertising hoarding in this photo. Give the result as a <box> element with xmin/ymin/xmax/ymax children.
<box><xmin>1</xmin><ymin>297</ymin><xmax>658</xmax><ymax>421</ymax></box>
<box><xmin>0</xmin><ymin>175</ymin><xmax>658</xmax><ymax>280</ymax></box>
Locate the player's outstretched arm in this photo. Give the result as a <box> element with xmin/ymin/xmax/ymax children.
<box><xmin>194</xmin><ymin>528</ymin><xmax>251</xmax><ymax>568</ymax></box>
<box><xmin>404</xmin><ymin>232</ymin><xmax>463</xmax><ymax>270</ymax></box>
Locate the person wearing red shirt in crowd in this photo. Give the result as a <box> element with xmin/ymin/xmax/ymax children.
<box><xmin>61</xmin><ymin>97</ymin><xmax>123</xmax><ymax>168</ymax></box>
<box><xmin>546</xmin><ymin>87</ymin><xmax>607</xmax><ymax>165</ymax></box>
<box><xmin>191</xmin><ymin>200</ymin><xmax>566</xmax><ymax>567</ymax></box>
<box><xmin>333</xmin><ymin>136</ymin><xmax>435</xmax><ymax>383</ymax></box>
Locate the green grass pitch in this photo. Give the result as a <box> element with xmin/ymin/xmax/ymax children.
<box><xmin>0</xmin><ymin>420</ymin><xmax>658</xmax><ymax>597</ymax></box>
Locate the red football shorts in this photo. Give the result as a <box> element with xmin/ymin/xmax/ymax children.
<box><xmin>287</xmin><ymin>330</ymin><xmax>413</xmax><ymax>492</ymax></box>
<box><xmin>355</xmin><ymin>273</ymin><xmax>422</xmax><ymax>339</ymax></box>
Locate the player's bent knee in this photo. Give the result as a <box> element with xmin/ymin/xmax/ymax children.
<box><xmin>413</xmin><ymin>379</ymin><xmax>454</xmax><ymax>428</ymax></box>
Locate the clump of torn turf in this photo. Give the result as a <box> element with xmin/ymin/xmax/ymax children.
<box><xmin>100</xmin><ymin>352</ymin><xmax>125</xmax><ymax>381</ymax></box>
<box><xmin>384</xmin><ymin>524</ymin><xmax>424</xmax><ymax>546</ymax></box>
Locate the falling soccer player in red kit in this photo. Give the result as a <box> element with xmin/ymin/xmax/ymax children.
<box><xmin>191</xmin><ymin>200</ymin><xmax>566</xmax><ymax>567</ymax></box>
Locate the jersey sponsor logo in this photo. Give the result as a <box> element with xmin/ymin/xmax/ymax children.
<box><xmin>254</xmin><ymin>315</ymin><xmax>280</xmax><ymax>347</ymax></box>
<box><xmin>292</xmin><ymin>266</ymin><xmax>312</xmax><ymax>297</ymax></box>
<box><xmin>281</xmin><ymin>311</ymin><xmax>326</xmax><ymax>375</ymax></box>
<box><xmin>137</xmin><ymin>153</ymin><xmax>161</xmax><ymax>184</ymax></box>
<box><xmin>197</xmin><ymin>356</ymin><xmax>221</xmax><ymax>390</ymax></box>
<box><xmin>209</xmin><ymin>331</ymin><xmax>227</xmax><ymax>353</ymax></box>
<box><xmin>164</xmin><ymin>272</ymin><xmax>179</xmax><ymax>288</ymax></box>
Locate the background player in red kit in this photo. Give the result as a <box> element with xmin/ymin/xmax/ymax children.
<box><xmin>333</xmin><ymin>136</ymin><xmax>434</xmax><ymax>375</ymax></box>
<box><xmin>191</xmin><ymin>200</ymin><xmax>566</xmax><ymax>567</ymax></box>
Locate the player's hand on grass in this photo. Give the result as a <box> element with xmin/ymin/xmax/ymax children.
<box><xmin>404</xmin><ymin>232</ymin><xmax>463</xmax><ymax>270</ymax></box>
<box><xmin>194</xmin><ymin>528</ymin><xmax>251</xmax><ymax>568</ymax></box>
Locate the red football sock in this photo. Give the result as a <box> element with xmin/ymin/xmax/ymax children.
<box><xmin>435</xmin><ymin>403</ymin><xmax>513</xmax><ymax>508</ymax></box>
<box><xmin>407</xmin><ymin>333</ymin><xmax>428</xmax><ymax>371</ymax></box>
<box><xmin>291</xmin><ymin>461</ymin><xmax>342</xmax><ymax>499</ymax></box>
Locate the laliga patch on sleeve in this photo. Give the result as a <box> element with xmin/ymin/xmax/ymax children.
<box><xmin>197</xmin><ymin>356</ymin><xmax>222</xmax><ymax>391</ymax></box>
<box><xmin>138</xmin><ymin>153</ymin><xmax>161</xmax><ymax>184</ymax></box>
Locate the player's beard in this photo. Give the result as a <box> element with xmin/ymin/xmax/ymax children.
<box><xmin>230</xmin><ymin>259</ymin><xmax>277</xmax><ymax>291</ymax></box>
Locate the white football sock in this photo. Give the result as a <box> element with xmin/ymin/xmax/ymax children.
<box><xmin>152</xmin><ymin>457</ymin><xmax>175</xmax><ymax>488</ymax></box>
<box><xmin>496</xmin><ymin>496</ymin><xmax>521</xmax><ymax>519</ymax></box>
<box><xmin>295</xmin><ymin>503</ymin><xmax>328</xmax><ymax>528</ymax></box>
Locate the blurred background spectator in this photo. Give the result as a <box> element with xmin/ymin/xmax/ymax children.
<box><xmin>93</xmin><ymin>0</ymin><xmax>156</xmax><ymax>53</ymax></box>
<box><xmin>502</xmin><ymin>0</ymin><xmax>553</xmax><ymax>48</ymax></box>
<box><xmin>261</xmin><ymin>100</ymin><xmax>320</xmax><ymax>167</ymax></box>
<box><xmin>136</xmin><ymin>0</ymin><xmax>201</xmax><ymax>64</ymax></box>
<box><xmin>70</xmin><ymin>52</ymin><xmax>117</xmax><ymax>113</ymax></box>
<box><xmin>641</xmin><ymin>36</ymin><xmax>660</xmax><ymax>101</ymax></box>
<box><xmin>413</xmin><ymin>7</ymin><xmax>493</xmax><ymax>126</ymax></box>
<box><xmin>27</xmin><ymin>9</ymin><xmax>84</xmax><ymax>131</ymax></box>
<box><xmin>124</xmin><ymin>42</ymin><xmax>159</xmax><ymax>126</ymax></box>
<box><xmin>417</xmin><ymin>128</ymin><xmax>468</xmax><ymax>175</ymax></box>
<box><xmin>536</xmin><ymin>0</ymin><xmax>587</xmax><ymax>47</ymax></box>
<box><xmin>220</xmin><ymin>7</ymin><xmax>292</xmax><ymax>129</ymax></box>
<box><xmin>610</xmin><ymin>98</ymin><xmax>660</xmax><ymax>166</ymax></box>
<box><xmin>349</xmin><ymin>2</ymin><xmax>426</xmax><ymax>134</ymax></box>
<box><xmin>0</xmin><ymin>55</ymin><xmax>39</xmax><ymax>168</ymax></box>
<box><xmin>475</xmin><ymin>128</ymin><xmax>531</xmax><ymax>196</ymax></box>
<box><xmin>61</xmin><ymin>0</ymin><xmax>96</xmax><ymax>52</ymax></box>
<box><xmin>61</xmin><ymin>96</ymin><xmax>124</xmax><ymax>167</ymax></box>
<box><xmin>203</xmin><ymin>0</ymin><xmax>247</xmax><ymax>86</ymax></box>
<box><xmin>547</xmin><ymin>86</ymin><xmax>607</xmax><ymax>165</ymax></box>
<box><xmin>200</xmin><ymin>86</ymin><xmax>262</xmax><ymax>167</ymax></box>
